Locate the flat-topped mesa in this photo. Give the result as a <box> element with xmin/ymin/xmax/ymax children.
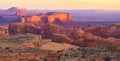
<box><xmin>20</xmin><ymin>12</ymin><xmax>73</xmax><ymax>23</ymax></box>
<box><xmin>21</xmin><ymin>13</ymin><xmax>46</xmax><ymax>23</ymax></box>
<box><xmin>46</xmin><ymin>12</ymin><xmax>72</xmax><ymax>23</ymax></box>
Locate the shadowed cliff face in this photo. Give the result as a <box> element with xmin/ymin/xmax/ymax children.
<box><xmin>20</xmin><ymin>12</ymin><xmax>72</xmax><ymax>24</ymax></box>
<box><xmin>41</xmin><ymin>24</ymin><xmax>63</xmax><ymax>39</ymax></box>
<box><xmin>8</xmin><ymin>23</ymin><xmax>41</xmax><ymax>35</ymax></box>
<box><xmin>85</xmin><ymin>24</ymin><xmax>120</xmax><ymax>38</ymax></box>
<box><xmin>8</xmin><ymin>23</ymin><xmax>120</xmax><ymax>47</ymax></box>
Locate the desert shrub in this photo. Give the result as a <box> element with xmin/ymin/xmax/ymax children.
<box><xmin>90</xmin><ymin>59</ymin><xmax>96</xmax><ymax>61</ymax></box>
<box><xmin>56</xmin><ymin>50</ymin><xmax>63</xmax><ymax>53</ymax></box>
<box><xmin>64</xmin><ymin>53</ymin><xmax>68</xmax><ymax>57</ymax></box>
<box><xmin>1</xmin><ymin>35</ymin><xmax>35</xmax><ymax>44</ymax></box>
<box><xmin>77</xmin><ymin>48</ymin><xmax>81</xmax><ymax>50</ymax></box>
<box><xmin>103</xmin><ymin>55</ymin><xmax>111</xmax><ymax>61</ymax></box>
<box><xmin>24</xmin><ymin>47</ymin><xmax>41</xmax><ymax>53</ymax></box>
<box><xmin>43</xmin><ymin>58</ymin><xmax>47</xmax><ymax>61</ymax></box>
<box><xmin>5</xmin><ymin>47</ymin><xmax>11</xmax><ymax>50</ymax></box>
<box><xmin>73</xmin><ymin>53</ymin><xmax>78</xmax><ymax>57</ymax></box>
<box><xmin>28</xmin><ymin>59</ymin><xmax>38</xmax><ymax>61</ymax></box>
<box><xmin>105</xmin><ymin>44</ymin><xmax>116</xmax><ymax>52</ymax></box>
<box><xmin>81</xmin><ymin>48</ymin><xmax>87</xmax><ymax>58</ymax></box>
<box><xmin>69</xmin><ymin>48</ymin><xmax>74</xmax><ymax>51</ymax></box>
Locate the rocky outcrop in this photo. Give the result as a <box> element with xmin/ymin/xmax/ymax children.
<box><xmin>50</xmin><ymin>26</ymin><xmax>120</xmax><ymax>47</ymax></box>
<box><xmin>0</xmin><ymin>26</ymin><xmax>9</xmax><ymax>39</ymax></box>
<box><xmin>85</xmin><ymin>24</ymin><xmax>120</xmax><ymax>38</ymax></box>
<box><xmin>22</xmin><ymin>35</ymin><xmax>42</xmax><ymax>48</ymax></box>
<box><xmin>41</xmin><ymin>24</ymin><xmax>63</xmax><ymax>39</ymax></box>
<box><xmin>73</xmin><ymin>33</ymin><xmax>109</xmax><ymax>47</ymax></box>
<box><xmin>21</xmin><ymin>14</ymin><xmax>46</xmax><ymax>23</ymax></box>
<box><xmin>52</xmin><ymin>34</ymin><xmax>73</xmax><ymax>43</ymax></box>
<box><xmin>65</xmin><ymin>27</ymin><xmax>85</xmax><ymax>40</ymax></box>
<box><xmin>8</xmin><ymin>23</ymin><xmax>41</xmax><ymax>35</ymax></box>
<box><xmin>21</xmin><ymin>12</ymin><xmax>72</xmax><ymax>24</ymax></box>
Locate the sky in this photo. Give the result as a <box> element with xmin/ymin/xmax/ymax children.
<box><xmin>0</xmin><ymin>0</ymin><xmax>120</xmax><ymax>10</ymax></box>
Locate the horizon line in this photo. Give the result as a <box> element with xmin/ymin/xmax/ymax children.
<box><xmin>1</xmin><ymin>7</ymin><xmax>120</xmax><ymax>11</ymax></box>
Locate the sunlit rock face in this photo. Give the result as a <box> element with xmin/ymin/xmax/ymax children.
<box><xmin>21</xmin><ymin>15</ymin><xmax>41</xmax><ymax>23</ymax></box>
<box><xmin>85</xmin><ymin>24</ymin><xmax>120</xmax><ymax>38</ymax></box>
<box><xmin>47</xmin><ymin>12</ymin><xmax>72</xmax><ymax>23</ymax></box>
<box><xmin>8</xmin><ymin>23</ymin><xmax>41</xmax><ymax>35</ymax></box>
<box><xmin>20</xmin><ymin>12</ymin><xmax>72</xmax><ymax>24</ymax></box>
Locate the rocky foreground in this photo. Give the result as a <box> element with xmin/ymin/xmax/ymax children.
<box><xmin>0</xmin><ymin>23</ymin><xmax>119</xmax><ymax>61</ymax></box>
<box><xmin>0</xmin><ymin>34</ymin><xmax>119</xmax><ymax>61</ymax></box>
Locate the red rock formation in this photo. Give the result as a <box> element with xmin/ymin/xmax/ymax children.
<box><xmin>20</xmin><ymin>12</ymin><xmax>72</xmax><ymax>24</ymax></box>
<box><xmin>65</xmin><ymin>27</ymin><xmax>85</xmax><ymax>40</ymax></box>
<box><xmin>85</xmin><ymin>24</ymin><xmax>120</xmax><ymax>38</ymax></box>
<box><xmin>21</xmin><ymin>14</ymin><xmax>46</xmax><ymax>23</ymax></box>
<box><xmin>8</xmin><ymin>23</ymin><xmax>41</xmax><ymax>35</ymax></box>
<box><xmin>52</xmin><ymin>34</ymin><xmax>73</xmax><ymax>43</ymax></box>
<box><xmin>47</xmin><ymin>12</ymin><xmax>72</xmax><ymax>23</ymax></box>
<box><xmin>0</xmin><ymin>26</ymin><xmax>9</xmax><ymax>39</ymax></box>
<box><xmin>51</xmin><ymin>26</ymin><xmax>120</xmax><ymax>47</ymax></box>
<box><xmin>73</xmin><ymin>33</ymin><xmax>107</xmax><ymax>47</ymax></box>
<box><xmin>41</xmin><ymin>24</ymin><xmax>63</xmax><ymax>39</ymax></box>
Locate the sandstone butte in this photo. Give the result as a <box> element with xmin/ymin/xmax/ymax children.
<box><xmin>20</xmin><ymin>12</ymin><xmax>72</xmax><ymax>23</ymax></box>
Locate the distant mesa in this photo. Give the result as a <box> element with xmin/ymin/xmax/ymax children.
<box><xmin>0</xmin><ymin>7</ymin><xmax>73</xmax><ymax>24</ymax></box>
<box><xmin>7</xmin><ymin>7</ymin><xmax>27</xmax><ymax>12</ymax></box>
<box><xmin>20</xmin><ymin>12</ymin><xmax>73</xmax><ymax>24</ymax></box>
<box><xmin>6</xmin><ymin>7</ymin><xmax>27</xmax><ymax>16</ymax></box>
<box><xmin>7</xmin><ymin>7</ymin><xmax>19</xmax><ymax>12</ymax></box>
